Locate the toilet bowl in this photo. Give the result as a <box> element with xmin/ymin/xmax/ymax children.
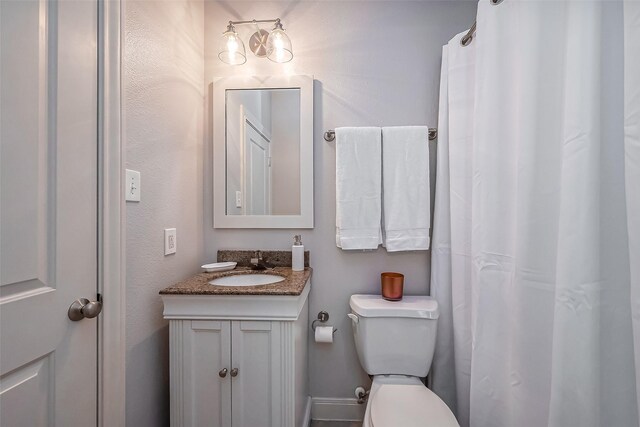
<box><xmin>349</xmin><ymin>294</ymin><xmax>459</xmax><ymax>427</ymax></box>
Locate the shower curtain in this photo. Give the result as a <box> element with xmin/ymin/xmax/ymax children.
<box><xmin>430</xmin><ymin>1</ymin><xmax>640</xmax><ymax>427</ymax></box>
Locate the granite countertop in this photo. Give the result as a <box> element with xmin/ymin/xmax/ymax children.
<box><xmin>159</xmin><ymin>267</ymin><xmax>312</xmax><ymax>296</ymax></box>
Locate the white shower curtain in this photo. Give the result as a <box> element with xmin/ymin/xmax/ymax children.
<box><xmin>430</xmin><ymin>1</ymin><xmax>640</xmax><ymax>427</ymax></box>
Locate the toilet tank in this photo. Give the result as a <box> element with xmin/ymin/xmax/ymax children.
<box><xmin>349</xmin><ymin>295</ymin><xmax>440</xmax><ymax>377</ymax></box>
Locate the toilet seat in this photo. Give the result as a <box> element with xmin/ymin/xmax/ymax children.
<box><xmin>370</xmin><ymin>384</ymin><xmax>458</xmax><ymax>427</ymax></box>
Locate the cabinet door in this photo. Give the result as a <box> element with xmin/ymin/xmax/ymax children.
<box><xmin>180</xmin><ymin>320</ymin><xmax>232</xmax><ymax>427</ymax></box>
<box><xmin>231</xmin><ymin>321</ymin><xmax>281</xmax><ymax>427</ymax></box>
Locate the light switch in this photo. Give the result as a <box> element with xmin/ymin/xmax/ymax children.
<box><xmin>125</xmin><ymin>169</ymin><xmax>141</xmax><ymax>202</ymax></box>
<box><xmin>235</xmin><ymin>191</ymin><xmax>242</xmax><ymax>208</ymax></box>
<box><xmin>164</xmin><ymin>228</ymin><xmax>177</xmax><ymax>255</ymax></box>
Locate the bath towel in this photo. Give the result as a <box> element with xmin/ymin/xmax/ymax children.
<box><xmin>382</xmin><ymin>126</ymin><xmax>431</xmax><ymax>251</ymax></box>
<box><xmin>335</xmin><ymin>127</ymin><xmax>383</xmax><ymax>250</ymax></box>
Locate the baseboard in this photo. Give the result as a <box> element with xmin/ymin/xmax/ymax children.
<box><xmin>301</xmin><ymin>396</ymin><xmax>312</xmax><ymax>427</ymax></box>
<box><xmin>311</xmin><ymin>397</ymin><xmax>366</xmax><ymax>422</ymax></box>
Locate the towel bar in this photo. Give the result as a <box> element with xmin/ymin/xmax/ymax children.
<box><xmin>323</xmin><ymin>128</ymin><xmax>437</xmax><ymax>142</ymax></box>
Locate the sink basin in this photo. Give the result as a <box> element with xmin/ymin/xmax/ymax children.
<box><xmin>209</xmin><ymin>274</ymin><xmax>286</xmax><ymax>287</ymax></box>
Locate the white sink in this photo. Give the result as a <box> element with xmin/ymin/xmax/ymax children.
<box><xmin>209</xmin><ymin>274</ymin><xmax>286</xmax><ymax>287</ymax></box>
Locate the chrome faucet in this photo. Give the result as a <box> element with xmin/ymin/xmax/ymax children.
<box><xmin>250</xmin><ymin>251</ymin><xmax>274</xmax><ymax>270</ymax></box>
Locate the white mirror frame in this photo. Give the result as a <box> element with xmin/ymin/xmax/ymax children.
<box><xmin>213</xmin><ymin>75</ymin><xmax>314</xmax><ymax>228</ymax></box>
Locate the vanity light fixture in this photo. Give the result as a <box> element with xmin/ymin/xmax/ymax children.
<box><xmin>218</xmin><ymin>18</ymin><xmax>293</xmax><ymax>65</ymax></box>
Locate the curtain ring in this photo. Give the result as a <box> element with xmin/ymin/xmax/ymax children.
<box><xmin>460</xmin><ymin>21</ymin><xmax>476</xmax><ymax>47</ymax></box>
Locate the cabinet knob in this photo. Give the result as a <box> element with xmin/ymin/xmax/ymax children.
<box><xmin>219</xmin><ymin>368</ymin><xmax>228</xmax><ymax>378</ymax></box>
<box><xmin>230</xmin><ymin>368</ymin><xmax>239</xmax><ymax>377</ymax></box>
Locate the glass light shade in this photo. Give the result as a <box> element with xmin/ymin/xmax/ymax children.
<box><xmin>218</xmin><ymin>30</ymin><xmax>247</xmax><ymax>65</ymax></box>
<box><xmin>266</xmin><ymin>28</ymin><xmax>293</xmax><ymax>63</ymax></box>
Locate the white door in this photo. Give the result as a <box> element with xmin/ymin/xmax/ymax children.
<box><xmin>243</xmin><ymin>121</ymin><xmax>271</xmax><ymax>215</ymax></box>
<box><xmin>182</xmin><ymin>320</ymin><xmax>231</xmax><ymax>427</ymax></box>
<box><xmin>231</xmin><ymin>321</ymin><xmax>277</xmax><ymax>427</ymax></box>
<box><xmin>0</xmin><ymin>0</ymin><xmax>99</xmax><ymax>425</ymax></box>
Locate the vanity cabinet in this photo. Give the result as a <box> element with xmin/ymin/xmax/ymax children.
<box><xmin>163</xmin><ymin>280</ymin><xmax>310</xmax><ymax>427</ymax></box>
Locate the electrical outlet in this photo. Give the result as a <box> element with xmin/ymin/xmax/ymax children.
<box><xmin>164</xmin><ymin>228</ymin><xmax>177</xmax><ymax>255</ymax></box>
<box><xmin>125</xmin><ymin>169</ymin><xmax>141</xmax><ymax>202</ymax></box>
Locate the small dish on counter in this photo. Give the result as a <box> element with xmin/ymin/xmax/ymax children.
<box><xmin>201</xmin><ymin>262</ymin><xmax>237</xmax><ymax>273</ymax></box>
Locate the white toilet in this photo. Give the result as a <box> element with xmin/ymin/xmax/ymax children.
<box><xmin>348</xmin><ymin>294</ymin><xmax>459</xmax><ymax>427</ymax></box>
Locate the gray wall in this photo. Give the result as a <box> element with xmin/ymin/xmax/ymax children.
<box><xmin>124</xmin><ymin>0</ymin><xmax>205</xmax><ymax>425</ymax></box>
<box><xmin>204</xmin><ymin>0</ymin><xmax>477</xmax><ymax>398</ymax></box>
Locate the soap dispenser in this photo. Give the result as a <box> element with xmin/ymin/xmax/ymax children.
<box><xmin>292</xmin><ymin>235</ymin><xmax>304</xmax><ymax>271</ymax></box>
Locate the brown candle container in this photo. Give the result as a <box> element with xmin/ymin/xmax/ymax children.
<box><xmin>381</xmin><ymin>272</ymin><xmax>404</xmax><ymax>301</ymax></box>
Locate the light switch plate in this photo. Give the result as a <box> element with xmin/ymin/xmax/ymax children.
<box><xmin>164</xmin><ymin>228</ymin><xmax>177</xmax><ymax>255</ymax></box>
<box><xmin>125</xmin><ymin>169</ymin><xmax>141</xmax><ymax>202</ymax></box>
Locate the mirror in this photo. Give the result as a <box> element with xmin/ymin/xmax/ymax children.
<box><xmin>225</xmin><ymin>88</ymin><xmax>300</xmax><ymax>216</ymax></box>
<box><xmin>213</xmin><ymin>75</ymin><xmax>313</xmax><ymax>228</ymax></box>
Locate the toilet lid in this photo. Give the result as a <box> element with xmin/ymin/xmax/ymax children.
<box><xmin>371</xmin><ymin>385</ymin><xmax>459</xmax><ymax>427</ymax></box>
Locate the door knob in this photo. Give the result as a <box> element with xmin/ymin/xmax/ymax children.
<box><xmin>68</xmin><ymin>297</ymin><xmax>103</xmax><ymax>321</ymax></box>
<box><xmin>219</xmin><ymin>368</ymin><xmax>228</xmax><ymax>378</ymax></box>
<box><xmin>230</xmin><ymin>368</ymin><xmax>239</xmax><ymax>377</ymax></box>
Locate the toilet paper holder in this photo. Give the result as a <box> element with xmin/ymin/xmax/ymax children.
<box><xmin>311</xmin><ymin>311</ymin><xmax>337</xmax><ymax>334</ymax></box>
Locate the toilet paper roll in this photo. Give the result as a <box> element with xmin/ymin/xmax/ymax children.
<box><xmin>314</xmin><ymin>326</ymin><xmax>334</xmax><ymax>343</ymax></box>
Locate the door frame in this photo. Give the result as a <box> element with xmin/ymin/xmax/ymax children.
<box><xmin>98</xmin><ymin>0</ymin><xmax>126</xmax><ymax>425</ymax></box>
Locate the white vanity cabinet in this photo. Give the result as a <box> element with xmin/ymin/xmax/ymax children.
<box><xmin>162</xmin><ymin>280</ymin><xmax>310</xmax><ymax>427</ymax></box>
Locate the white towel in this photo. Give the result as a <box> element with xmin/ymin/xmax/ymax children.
<box><xmin>335</xmin><ymin>127</ymin><xmax>382</xmax><ymax>250</ymax></box>
<box><xmin>382</xmin><ymin>126</ymin><xmax>431</xmax><ymax>251</ymax></box>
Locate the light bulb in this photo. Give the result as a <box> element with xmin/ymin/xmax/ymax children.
<box><xmin>227</xmin><ymin>35</ymin><xmax>238</xmax><ymax>53</ymax></box>
<box><xmin>273</xmin><ymin>33</ymin><xmax>285</xmax><ymax>62</ymax></box>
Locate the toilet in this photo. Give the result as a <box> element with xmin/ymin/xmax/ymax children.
<box><xmin>348</xmin><ymin>294</ymin><xmax>459</xmax><ymax>427</ymax></box>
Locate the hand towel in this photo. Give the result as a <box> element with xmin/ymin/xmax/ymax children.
<box><xmin>382</xmin><ymin>126</ymin><xmax>431</xmax><ymax>251</ymax></box>
<box><xmin>335</xmin><ymin>127</ymin><xmax>382</xmax><ymax>250</ymax></box>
